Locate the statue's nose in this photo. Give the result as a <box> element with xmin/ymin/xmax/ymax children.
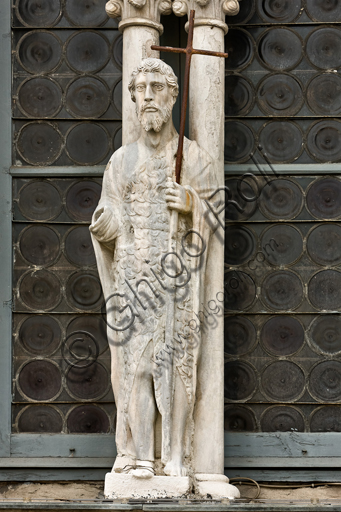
<box><xmin>145</xmin><ymin>84</ymin><xmax>154</xmax><ymax>101</ymax></box>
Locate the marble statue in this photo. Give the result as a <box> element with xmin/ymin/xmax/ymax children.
<box><xmin>90</xmin><ymin>58</ymin><xmax>239</xmax><ymax>499</ymax></box>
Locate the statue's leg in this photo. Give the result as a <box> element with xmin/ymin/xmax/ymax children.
<box><xmin>164</xmin><ymin>371</ymin><xmax>190</xmax><ymax>477</ymax></box>
<box><xmin>128</xmin><ymin>341</ymin><xmax>156</xmax><ymax>478</ymax></box>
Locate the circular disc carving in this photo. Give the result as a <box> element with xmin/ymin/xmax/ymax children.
<box><xmin>307</xmin><ymin>121</ymin><xmax>341</xmax><ymax>163</ymax></box>
<box><xmin>18</xmin><ymin>406</ymin><xmax>63</xmax><ymax>433</ymax></box>
<box><xmin>261</xmin><ymin>406</ymin><xmax>304</xmax><ymax>432</ymax></box>
<box><xmin>259</xmin><ymin>121</ymin><xmax>302</xmax><ymax>163</ymax></box>
<box><xmin>66</xmin><ymin>32</ymin><xmax>109</xmax><ymax>73</ymax></box>
<box><xmin>66</xmin><ymin>272</ymin><xmax>103</xmax><ymax>311</ymax></box>
<box><xmin>65</xmin><ymin>226</ymin><xmax>95</xmax><ymax>267</ymax></box>
<box><xmin>309</xmin><ymin>270</ymin><xmax>341</xmax><ymax>310</ymax></box>
<box><xmin>225</xmin><ymin>178</ymin><xmax>258</xmax><ymax>221</ymax></box>
<box><xmin>224</xmin><ymin>361</ymin><xmax>257</xmax><ymax>401</ymax></box>
<box><xmin>67</xmin><ymin>316</ymin><xmax>108</xmax><ymax>355</ymax></box>
<box><xmin>113</xmin><ymin>35</ymin><xmax>123</xmax><ymax>68</ymax></box>
<box><xmin>16</xmin><ymin>0</ymin><xmax>61</xmax><ymax>27</ymax></box>
<box><xmin>19</xmin><ymin>315</ymin><xmax>61</xmax><ymax>355</ymax></box>
<box><xmin>225</xmin><ymin>29</ymin><xmax>253</xmax><ymax>70</ymax></box>
<box><xmin>261</xmin><ymin>271</ymin><xmax>303</xmax><ymax>311</ymax></box>
<box><xmin>66</xmin><ymin>362</ymin><xmax>109</xmax><ymax>399</ymax></box>
<box><xmin>18</xmin><ymin>78</ymin><xmax>61</xmax><ymax>118</ymax></box>
<box><xmin>309</xmin><ymin>315</ymin><xmax>341</xmax><ymax>355</ymax></box>
<box><xmin>224</xmin><ymin>271</ymin><xmax>256</xmax><ymax>311</ymax></box>
<box><xmin>259</xmin><ymin>179</ymin><xmax>303</xmax><ymax>220</ymax></box>
<box><xmin>261</xmin><ymin>224</ymin><xmax>303</xmax><ymax>266</ymax></box>
<box><xmin>259</xmin><ymin>28</ymin><xmax>302</xmax><ymax>71</ymax></box>
<box><xmin>19</xmin><ymin>181</ymin><xmax>61</xmax><ymax>221</ymax></box>
<box><xmin>66</xmin><ymin>77</ymin><xmax>109</xmax><ymax>119</ymax></box>
<box><xmin>258</xmin><ymin>0</ymin><xmax>301</xmax><ymax>22</ymax></box>
<box><xmin>66</xmin><ymin>124</ymin><xmax>109</xmax><ymax>165</ymax></box>
<box><xmin>309</xmin><ymin>361</ymin><xmax>341</xmax><ymax>401</ymax></box>
<box><xmin>20</xmin><ymin>225</ymin><xmax>60</xmax><ymax>266</ymax></box>
<box><xmin>20</xmin><ymin>270</ymin><xmax>61</xmax><ymax>311</ymax></box>
<box><xmin>17</xmin><ymin>123</ymin><xmax>62</xmax><ymax>165</ymax></box>
<box><xmin>224</xmin><ymin>316</ymin><xmax>257</xmax><ymax>355</ymax></box>
<box><xmin>62</xmin><ymin>330</ymin><xmax>99</xmax><ymax>369</ymax></box>
<box><xmin>261</xmin><ymin>316</ymin><xmax>304</xmax><ymax>356</ymax></box>
<box><xmin>227</xmin><ymin>0</ymin><xmax>255</xmax><ymax>24</ymax></box>
<box><xmin>306</xmin><ymin>28</ymin><xmax>341</xmax><ymax>69</ymax></box>
<box><xmin>307</xmin><ymin>74</ymin><xmax>341</xmax><ymax>116</ymax></box>
<box><xmin>310</xmin><ymin>406</ymin><xmax>341</xmax><ymax>432</ymax></box>
<box><xmin>224</xmin><ymin>405</ymin><xmax>256</xmax><ymax>432</ymax></box>
<box><xmin>258</xmin><ymin>74</ymin><xmax>303</xmax><ymax>116</ymax></box>
<box><xmin>66</xmin><ymin>180</ymin><xmax>101</xmax><ymax>222</ymax></box>
<box><xmin>18</xmin><ymin>360</ymin><xmax>62</xmax><ymax>401</ymax></box>
<box><xmin>307</xmin><ymin>177</ymin><xmax>341</xmax><ymax>218</ymax></box>
<box><xmin>307</xmin><ymin>224</ymin><xmax>341</xmax><ymax>266</ymax></box>
<box><xmin>261</xmin><ymin>361</ymin><xmax>305</xmax><ymax>401</ymax></box>
<box><xmin>225</xmin><ymin>121</ymin><xmax>254</xmax><ymax>163</ymax></box>
<box><xmin>18</xmin><ymin>31</ymin><xmax>62</xmax><ymax>74</ymax></box>
<box><xmin>112</xmin><ymin>80</ymin><xmax>122</xmax><ymax>115</ymax></box>
<box><xmin>67</xmin><ymin>405</ymin><xmax>109</xmax><ymax>433</ymax></box>
<box><xmin>225</xmin><ymin>225</ymin><xmax>256</xmax><ymax>265</ymax></box>
<box><xmin>225</xmin><ymin>75</ymin><xmax>254</xmax><ymax>116</ymax></box>
<box><xmin>65</xmin><ymin>0</ymin><xmax>108</xmax><ymax>26</ymax></box>
<box><xmin>306</xmin><ymin>0</ymin><xmax>341</xmax><ymax>21</ymax></box>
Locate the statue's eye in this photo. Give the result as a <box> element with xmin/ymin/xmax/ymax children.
<box><xmin>136</xmin><ymin>85</ymin><xmax>145</xmax><ymax>91</ymax></box>
<box><xmin>154</xmin><ymin>84</ymin><xmax>164</xmax><ymax>90</ymax></box>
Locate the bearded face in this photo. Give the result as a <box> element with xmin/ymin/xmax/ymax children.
<box><xmin>136</xmin><ymin>98</ymin><xmax>174</xmax><ymax>132</ymax></box>
<box><xmin>133</xmin><ymin>72</ymin><xmax>176</xmax><ymax>133</ymax></box>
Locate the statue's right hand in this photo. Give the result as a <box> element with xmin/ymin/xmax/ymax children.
<box><xmin>89</xmin><ymin>205</ymin><xmax>118</xmax><ymax>243</ymax></box>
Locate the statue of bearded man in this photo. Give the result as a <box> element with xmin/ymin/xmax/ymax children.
<box><xmin>90</xmin><ymin>58</ymin><xmax>219</xmax><ymax>480</ymax></box>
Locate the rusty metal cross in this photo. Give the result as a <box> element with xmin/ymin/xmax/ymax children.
<box><xmin>151</xmin><ymin>10</ymin><xmax>228</xmax><ymax>184</ymax></box>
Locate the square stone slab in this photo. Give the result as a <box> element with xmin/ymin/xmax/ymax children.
<box><xmin>104</xmin><ymin>473</ymin><xmax>191</xmax><ymax>499</ymax></box>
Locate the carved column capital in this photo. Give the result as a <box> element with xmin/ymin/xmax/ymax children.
<box><xmin>105</xmin><ymin>0</ymin><xmax>172</xmax><ymax>33</ymax></box>
<box><xmin>172</xmin><ymin>0</ymin><xmax>241</xmax><ymax>32</ymax></box>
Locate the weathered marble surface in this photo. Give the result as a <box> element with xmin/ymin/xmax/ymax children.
<box><xmin>91</xmin><ymin>0</ymin><xmax>241</xmax><ymax>499</ymax></box>
<box><xmin>90</xmin><ymin>58</ymin><xmax>239</xmax><ymax>498</ymax></box>
<box><xmin>104</xmin><ymin>474</ymin><xmax>191</xmax><ymax>499</ymax></box>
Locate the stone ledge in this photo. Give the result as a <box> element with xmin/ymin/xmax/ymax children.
<box><xmin>0</xmin><ymin>501</ymin><xmax>341</xmax><ymax>512</ymax></box>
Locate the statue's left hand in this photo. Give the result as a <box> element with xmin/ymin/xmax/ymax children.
<box><xmin>165</xmin><ymin>179</ymin><xmax>192</xmax><ymax>214</ymax></box>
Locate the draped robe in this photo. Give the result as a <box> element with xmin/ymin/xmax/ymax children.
<box><xmin>90</xmin><ymin>134</ymin><xmax>219</xmax><ymax>465</ymax></box>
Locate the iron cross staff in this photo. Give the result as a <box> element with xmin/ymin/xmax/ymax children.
<box><xmin>152</xmin><ymin>9</ymin><xmax>228</xmax><ymax>184</ymax></box>
<box><xmin>150</xmin><ymin>11</ymin><xmax>228</xmax><ymax>460</ymax></box>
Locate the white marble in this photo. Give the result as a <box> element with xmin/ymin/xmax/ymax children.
<box><xmin>92</xmin><ymin>0</ymin><xmax>242</xmax><ymax>499</ymax></box>
<box><xmin>105</xmin><ymin>0</ymin><xmax>171</xmax><ymax>145</ymax></box>
<box><xmin>91</xmin><ymin>59</ymin><xmax>222</xmax><ymax>482</ymax></box>
<box><xmin>195</xmin><ymin>474</ymin><xmax>241</xmax><ymax>500</ymax></box>
<box><xmin>105</xmin><ymin>474</ymin><xmax>191</xmax><ymax>499</ymax></box>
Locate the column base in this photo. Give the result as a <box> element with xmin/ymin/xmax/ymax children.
<box><xmin>196</xmin><ymin>474</ymin><xmax>240</xmax><ymax>499</ymax></box>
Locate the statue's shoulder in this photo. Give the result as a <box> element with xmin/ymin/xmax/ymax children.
<box><xmin>106</xmin><ymin>142</ymin><xmax>138</xmax><ymax>170</ymax></box>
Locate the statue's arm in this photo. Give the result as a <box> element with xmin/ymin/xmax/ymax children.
<box><xmin>89</xmin><ymin>154</ymin><xmax>121</xmax><ymax>248</ymax></box>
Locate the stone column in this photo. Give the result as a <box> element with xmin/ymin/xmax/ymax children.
<box><xmin>105</xmin><ymin>0</ymin><xmax>172</xmax><ymax>144</ymax></box>
<box><xmin>172</xmin><ymin>0</ymin><xmax>240</xmax><ymax>480</ymax></box>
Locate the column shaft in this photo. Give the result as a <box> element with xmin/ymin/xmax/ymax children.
<box><xmin>190</xmin><ymin>25</ymin><xmax>226</xmax><ymax>475</ymax></box>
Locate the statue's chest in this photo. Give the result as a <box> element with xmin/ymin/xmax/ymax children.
<box><xmin>122</xmin><ymin>156</ymin><xmax>172</xmax><ymax>221</ymax></box>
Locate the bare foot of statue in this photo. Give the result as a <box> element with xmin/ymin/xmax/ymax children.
<box><xmin>164</xmin><ymin>459</ymin><xmax>188</xmax><ymax>477</ymax></box>
<box><xmin>129</xmin><ymin>460</ymin><xmax>155</xmax><ymax>479</ymax></box>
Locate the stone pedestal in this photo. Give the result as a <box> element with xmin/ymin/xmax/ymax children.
<box><xmin>104</xmin><ymin>473</ymin><xmax>240</xmax><ymax>499</ymax></box>
<box><xmin>104</xmin><ymin>474</ymin><xmax>191</xmax><ymax>499</ymax></box>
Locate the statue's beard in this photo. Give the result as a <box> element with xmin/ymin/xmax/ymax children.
<box><xmin>137</xmin><ymin>101</ymin><xmax>173</xmax><ymax>132</ymax></box>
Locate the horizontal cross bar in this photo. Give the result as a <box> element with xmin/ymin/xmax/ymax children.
<box><xmin>151</xmin><ymin>45</ymin><xmax>228</xmax><ymax>58</ymax></box>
